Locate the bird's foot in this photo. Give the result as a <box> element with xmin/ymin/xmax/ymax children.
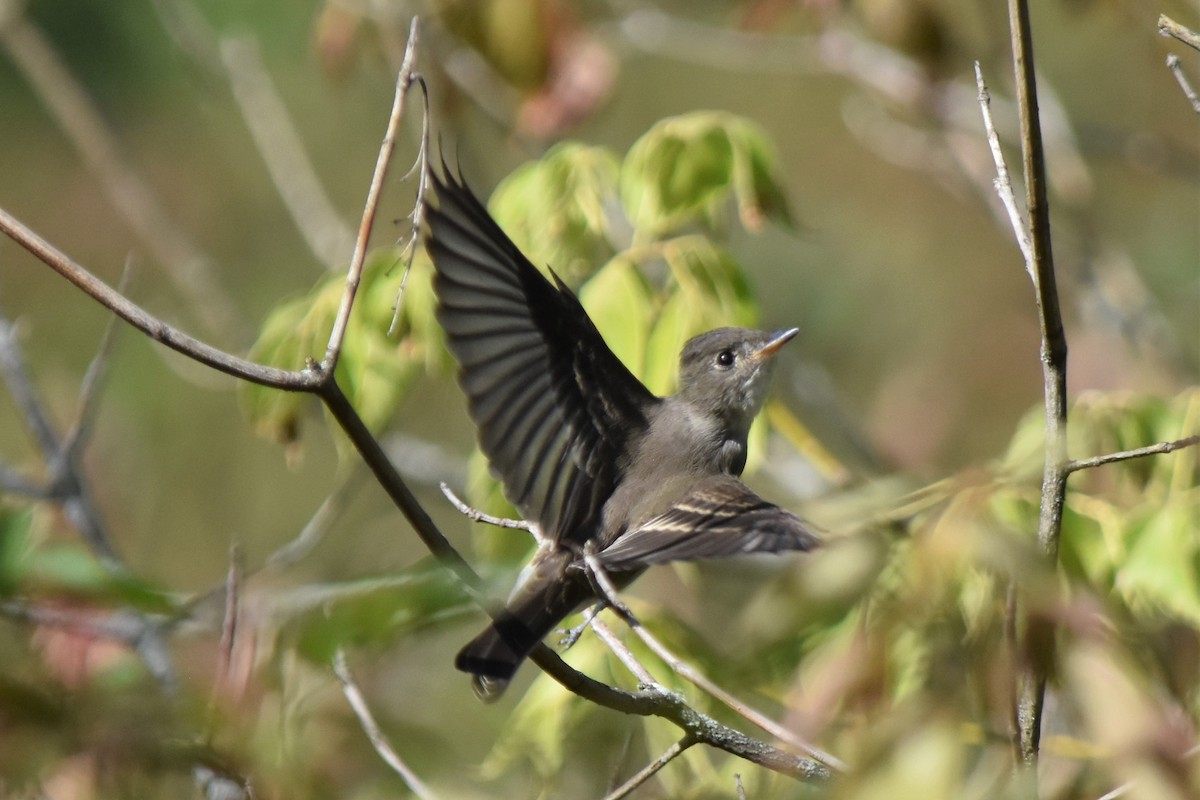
<box><xmin>557</xmin><ymin>602</ymin><xmax>608</xmax><ymax>650</ymax></box>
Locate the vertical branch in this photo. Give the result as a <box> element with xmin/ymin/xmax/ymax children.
<box><xmin>1007</xmin><ymin>0</ymin><xmax>1069</xmax><ymax>768</ymax></box>
<box><xmin>322</xmin><ymin>17</ymin><xmax>422</xmax><ymax>374</ymax></box>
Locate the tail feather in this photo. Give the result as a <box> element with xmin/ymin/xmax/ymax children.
<box><xmin>455</xmin><ymin>550</ymin><xmax>593</xmax><ymax>701</ymax></box>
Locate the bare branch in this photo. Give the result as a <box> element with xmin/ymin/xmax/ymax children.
<box><xmin>62</xmin><ymin>268</ymin><xmax>126</xmax><ymax>462</ymax></box>
<box><xmin>334</xmin><ymin>650</ymin><xmax>439</xmax><ymax>800</ymax></box>
<box><xmin>1006</xmin><ymin>0</ymin><xmax>1069</xmax><ymax>771</ymax></box>
<box><xmin>0</xmin><ymin>314</ymin><xmax>62</xmax><ymax>459</ymax></box>
<box><xmin>322</xmin><ymin>17</ymin><xmax>423</xmax><ymax>374</ymax></box>
<box><xmin>0</xmin><ymin>312</ymin><xmax>123</xmax><ymax>568</ymax></box>
<box><xmin>1165</xmin><ymin>53</ymin><xmax>1200</xmax><ymax>114</ymax></box>
<box><xmin>216</xmin><ymin>544</ymin><xmax>243</xmax><ymax>692</ymax></box>
<box><xmin>0</xmin><ymin>601</ymin><xmax>177</xmax><ymax>691</ymax></box>
<box><xmin>590</xmin><ymin>616</ymin><xmax>659</xmax><ymax>687</ymax></box>
<box><xmin>0</xmin><ymin>206</ymin><xmax>316</xmax><ymax>388</ymax></box>
<box><xmin>1158</xmin><ymin>15</ymin><xmax>1200</xmax><ymax>52</ymax></box>
<box><xmin>583</xmin><ymin>550</ymin><xmax>846</xmax><ymax>772</ymax></box>
<box><xmin>265</xmin><ymin>473</ymin><xmax>365</xmax><ymax>570</ymax></box>
<box><xmin>1066</xmin><ymin>435</ymin><xmax>1199</xmax><ymax>474</ymax></box>
<box><xmin>974</xmin><ymin>63</ymin><xmax>1032</xmax><ymax>268</ymax></box>
<box><xmin>439</xmin><ymin>482</ymin><xmax>536</xmax><ymax>532</ymax></box>
<box><xmin>389</xmin><ymin>78</ymin><xmax>433</xmax><ymax>336</ymax></box>
<box><xmin>600</xmin><ymin>736</ymin><xmax>697</xmax><ymax>800</ymax></box>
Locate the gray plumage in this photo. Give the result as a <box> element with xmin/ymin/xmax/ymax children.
<box><xmin>424</xmin><ymin>165</ymin><xmax>820</xmax><ymax>700</ymax></box>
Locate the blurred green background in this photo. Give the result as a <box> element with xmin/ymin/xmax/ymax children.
<box><xmin>0</xmin><ymin>1</ymin><xmax>1197</xmax><ymax>797</ymax></box>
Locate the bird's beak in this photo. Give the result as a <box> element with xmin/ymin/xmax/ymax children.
<box><xmin>750</xmin><ymin>328</ymin><xmax>799</xmax><ymax>363</ymax></box>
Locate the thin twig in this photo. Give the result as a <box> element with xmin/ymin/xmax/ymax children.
<box><xmin>590</xmin><ymin>617</ymin><xmax>659</xmax><ymax>686</ymax></box>
<box><xmin>389</xmin><ymin>77</ymin><xmax>433</xmax><ymax>336</ymax></box>
<box><xmin>0</xmin><ymin>207</ymin><xmax>315</xmax><ymax>388</ymax></box>
<box><xmin>1165</xmin><ymin>54</ymin><xmax>1200</xmax><ymax>114</ymax></box>
<box><xmin>1065</xmin><ymin>435</ymin><xmax>1199</xmax><ymax>474</ymax></box>
<box><xmin>974</xmin><ymin>63</ymin><xmax>1032</xmax><ymax>268</ymax></box>
<box><xmin>216</xmin><ymin>544</ymin><xmax>243</xmax><ymax>692</ymax></box>
<box><xmin>265</xmin><ymin>473</ymin><xmax>366</xmax><ymax>570</ymax></box>
<box><xmin>333</xmin><ymin>650</ymin><xmax>438</xmax><ymax>800</ymax></box>
<box><xmin>1158</xmin><ymin>15</ymin><xmax>1200</xmax><ymax>52</ymax></box>
<box><xmin>0</xmin><ymin>312</ymin><xmax>123</xmax><ymax>569</ymax></box>
<box><xmin>322</xmin><ymin>17</ymin><xmax>423</xmax><ymax>374</ymax></box>
<box><xmin>1094</xmin><ymin>782</ymin><xmax>1132</xmax><ymax>800</ymax></box>
<box><xmin>62</xmin><ymin>266</ymin><xmax>127</xmax><ymax>462</ymax></box>
<box><xmin>439</xmin><ymin>482</ymin><xmax>537</xmax><ymax>532</ymax></box>
<box><xmin>600</xmin><ymin>736</ymin><xmax>697</xmax><ymax>800</ymax></box>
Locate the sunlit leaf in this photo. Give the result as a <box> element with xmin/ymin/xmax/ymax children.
<box><xmin>1116</xmin><ymin>505</ymin><xmax>1200</xmax><ymax>623</ymax></box>
<box><xmin>620</xmin><ymin>111</ymin><xmax>792</xmax><ymax>238</ymax></box>
<box><xmin>577</xmin><ymin>255</ymin><xmax>653</xmax><ymax>377</ymax></box>
<box><xmin>489</xmin><ymin>143</ymin><xmax>622</xmax><ymax>283</ymax></box>
<box><xmin>243</xmin><ymin>248</ymin><xmax>443</xmax><ymax>448</ymax></box>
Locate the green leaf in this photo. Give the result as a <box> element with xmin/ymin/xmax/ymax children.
<box><xmin>15</xmin><ymin>542</ymin><xmax>174</xmax><ymax>613</ymax></box>
<box><xmin>620</xmin><ymin>111</ymin><xmax>792</xmax><ymax>238</ymax></box>
<box><xmin>489</xmin><ymin>143</ymin><xmax>622</xmax><ymax>283</ymax></box>
<box><xmin>577</xmin><ymin>255</ymin><xmax>654</xmax><ymax>377</ymax></box>
<box><xmin>286</xmin><ymin>569</ymin><xmax>466</xmax><ymax>664</ymax></box>
<box><xmin>642</xmin><ymin>238</ymin><xmax>758</xmax><ymax>395</ymax></box>
<box><xmin>243</xmin><ymin>248</ymin><xmax>445</xmax><ymax>448</ymax></box>
<box><xmin>0</xmin><ymin>507</ymin><xmax>34</xmax><ymax>597</ymax></box>
<box><xmin>1116</xmin><ymin>505</ymin><xmax>1200</xmax><ymax>623</ymax></box>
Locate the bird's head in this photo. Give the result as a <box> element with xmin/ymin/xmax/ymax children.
<box><xmin>676</xmin><ymin>327</ymin><xmax>798</xmax><ymax>432</ymax></box>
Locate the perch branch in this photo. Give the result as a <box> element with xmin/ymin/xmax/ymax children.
<box><xmin>584</xmin><ymin>550</ymin><xmax>846</xmax><ymax>771</ymax></box>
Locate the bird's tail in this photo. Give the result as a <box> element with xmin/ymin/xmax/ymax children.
<box><xmin>455</xmin><ymin>549</ymin><xmax>593</xmax><ymax>702</ymax></box>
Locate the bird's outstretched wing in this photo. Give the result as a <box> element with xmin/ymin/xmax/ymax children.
<box><xmin>424</xmin><ymin>165</ymin><xmax>659</xmax><ymax>542</ymax></box>
<box><xmin>597</xmin><ymin>475</ymin><xmax>820</xmax><ymax>570</ymax></box>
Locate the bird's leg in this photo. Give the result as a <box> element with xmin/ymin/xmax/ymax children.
<box><xmin>558</xmin><ymin>601</ymin><xmax>609</xmax><ymax>650</ymax></box>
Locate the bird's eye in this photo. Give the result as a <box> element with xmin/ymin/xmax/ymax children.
<box><xmin>716</xmin><ymin>349</ymin><xmax>735</xmax><ymax>368</ymax></box>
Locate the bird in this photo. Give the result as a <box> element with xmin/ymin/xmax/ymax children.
<box><xmin>423</xmin><ymin>163</ymin><xmax>820</xmax><ymax>700</ymax></box>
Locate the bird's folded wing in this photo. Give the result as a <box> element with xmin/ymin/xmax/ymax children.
<box><xmin>424</xmin><ymin>165</ymin><xmax>659</xmax><ymax>541</ymax></box>
<box><xmin>597</xmin><ymin>475</ymin><xmax>820</xmax><ymax>570</ymax></box>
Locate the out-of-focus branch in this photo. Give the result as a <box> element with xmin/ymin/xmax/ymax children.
<box><xmin>334</xmin><ymin>650</ymin><xmax>439</xmax><ymax>799</ymax></box>
<box><xmin>0</xmin><ymin>312</ymin><xmax>123</xmax><ymax>569</ymax></box>
<box><xmin>600</xmin><ymin>735</ymin><xmax>697</xmax><ymax>800</ymax></box>
<box><xmin>219</xmin><ymin>36</ymin><xmax>356</xmax><ymax>268</ymax></box>
<box><xmin>0</xmin><ymin>0</ymin><xmax>244</xmax><ymax>341</ymax></box>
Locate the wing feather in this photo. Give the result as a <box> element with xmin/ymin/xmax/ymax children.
<box><xmin>425</xmin><ymin>165</ymin><xmax>660</xmax><ymax>540</ymax></box>
<box><xmin>597</xmin><ymin>475</ymin><xmax>820</xmax><ymax>570</ymax></box>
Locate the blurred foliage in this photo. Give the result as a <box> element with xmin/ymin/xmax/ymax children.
<box><xmin>243</xmin><ymin>247</ymin><xmax>446</xmax><ymax>449</ymax></box>
<box><xmin>0</xmin><ymin>0</ymin><xmax>1197</xmax><ymax>798</ymax></box>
